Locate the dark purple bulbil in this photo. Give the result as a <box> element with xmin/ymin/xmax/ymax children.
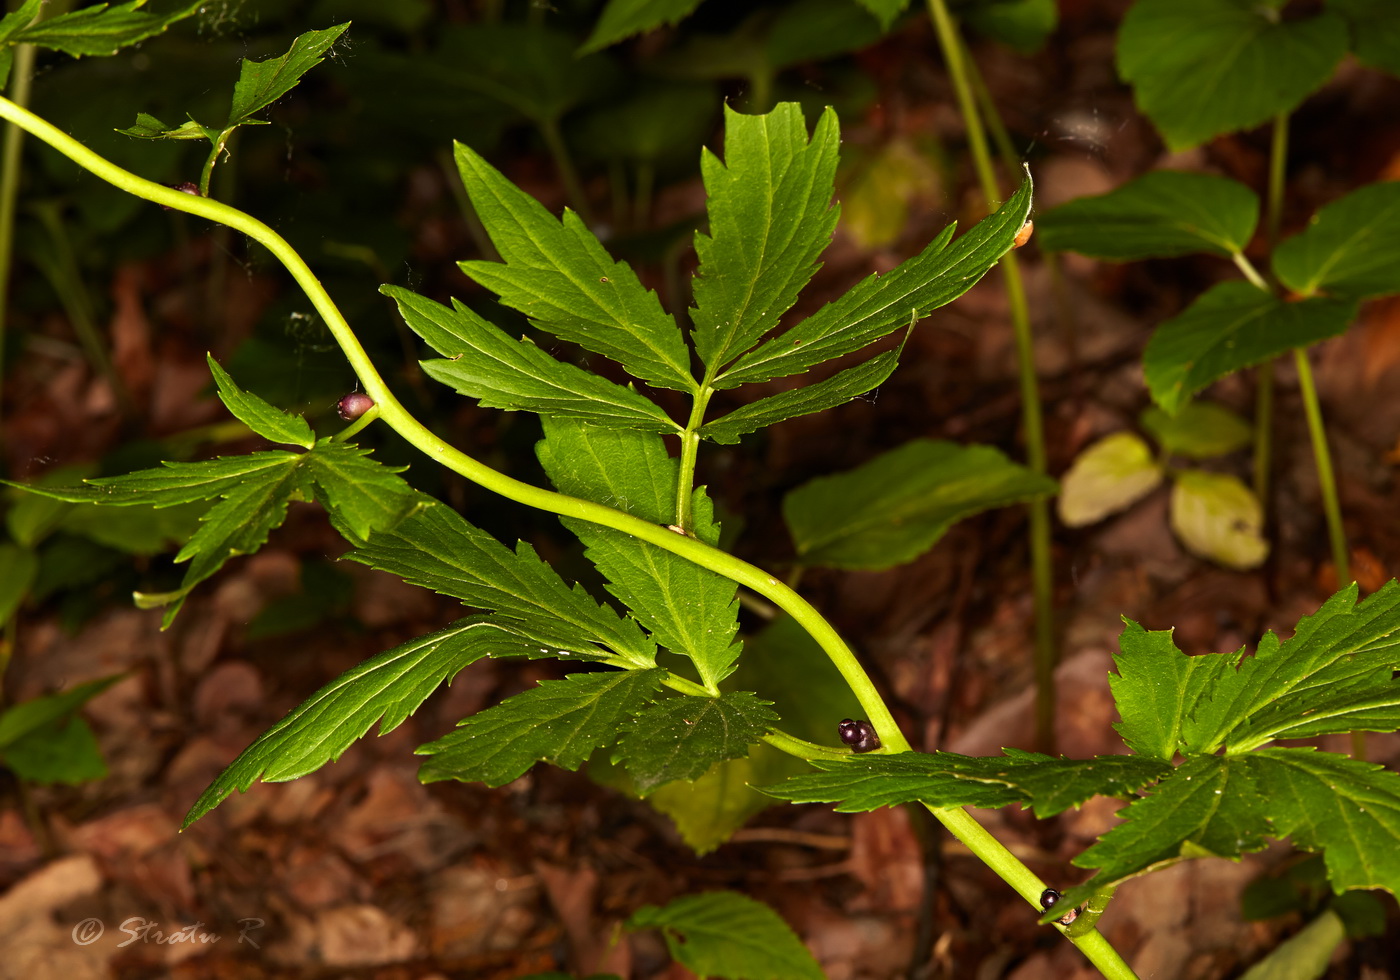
<box><xmin>337</xmin><ymin>392</ymin><xmax>375</xmax><ymax>420</ymax></box>
<box><xmin>837</xmin><ymin>718</ymin><xmax>880</xmax><ymax>753</ymax></box>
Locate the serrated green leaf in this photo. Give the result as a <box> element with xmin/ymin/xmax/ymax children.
<box><xmin>1109</xmin><ymin>618</ymin><xmax>1242</xmax><ymax>761</ymax></box>
<box><xmin>761</xmin><ymin>749</ymin><xmax>1172</xmax><ymax>817</ymax></box>
<box><xmin>1117</xmin><ymin>0</ymin><xmax>1348</xmax><ymax>151</ymax></box>
<box><xmin>700</xmin><ymin>347</ymin><xmax>902</xmax><ymax>445</ymax></box>
<box><xmin>1169</xmin><ymin>470</ymin><xmax>1268</xmax><ymax>569</ymax></box>
<box><xmin>418</xmin><ymin>668</ymin><xmax>665</xmax><ymax>786</ymax></box>
<box><xmin>346</xmin><ymin>496</ymin><xmax>655</xmax><ymax>668</ymax></box>
<box><xmin>579</xmin><ymin>0</ymin><xmax>704</xmax><ymax>53</ymax></box>
<box><xmin>455</xmin><ymin>144</ymin><xmax>694</xmax><ymax>394</ymax></box>
<box><xmin>1141</xmin><ymin>401</ymin><xmax>1252</xmax><ymax>459</ymax></box>
<box><xmin>12</xmin><ymin>0</ymin><xmax>202</xmax><ymax>59</ymax></box>
<box><xmin>1036</xmin><ymin>170</ymin><xmax>1259</xmax><ymax>259</ymax></box>
<box><xmin>157</xmin><ymin>463</ymin><xmax>308</xmax><ymax>625</ymax></box>
<box><xmin>1</xmin><ymin>715</ymin><xmax>107</xmax><ymax>785</ymax></box>
<box><xmin>1057</xmin><ymin>432</ymin><xmax>1164</xmax><ymax>527</ymax></box>
<box><xmin>617</xmin><ymin>692</ymin><xmax>778</xmax><ymax>795</ymax></box>
<box><xmin>1143</xmin><ymin>281</ymin><xmax>1356</xmax><ymax>415</ymax></box>
<box><xmin>1329</xmin><ymin>0</ymin><xmax>1400</xmax><ymax>76</ymax></box>
<box><xmin>717</xmin><ymin>175</ymin><xmax>1031</xmax><ymax>387</ymax></box>
<box><xmin>1184</xmin><ymin>581</ymin><xmax>1400</xmax><ymax>752</ymax></box>
<box><xmin>626</xmin><ymin>891</ymin><xmax>826</xmax><ymax>980</ymax></box>
<box><xmin>0</xmin><ymin>1</ymin><xmax>41</xmax><ymax>46</ymax></box>
<box><xmin>1253</xmin><ymin>748</ymin><xmax>1400</xmax><ymax>895</ymax></box>
<box><xmin>185</xmin><ymin>619</ymin><xmax>535</xmax><ymax>826</ymax></box>
<box><xmin>538</xmin><ymin>419</ymin><xmax>741</xmax><ymax>689</ymax></box>
<box><xmin>227</xmin><ymin>23</ymin><xmax>350</xmax><ymax>128</ymax></box>
<box><xmin>1071</xmin><ymin>754</ymin><xmax>1272</xmax><ymax>888</ymax></box>
<box><xmin>206</xmin><ymin>355</ymin><xmax>315</xmax><ymax>449</ymax></box>
<box><xmin>783</xmin><ymin>439</ymin><xmax>1056</xmax><ymax>569</ymax></box>
<box><xmin>0</xmin><ymin>543</ymin><xmax>37</xmax><ymax>625</ymax></box>
<box><xmin>963</xmin><ymin>0</ymin><xmax>1057</xmax><ymax>53</ymax></box>
<box><xmin>1273</xmin><ymin>181</ymin><xmax>1400</xmax><ymax>301</ymax></box>
<box><xmin>5</xmin><ymin>453</ymin><xmax>302</xmax><ymax>508</ymax></box>
<box><xmin>1071</xmin><ymin>749</ymin><xmax>1400</xmax><ymax>901</ymax></box>
<box><xmin>0</xmin><ymin>675</ymin><xmax>122</xmax><ymax>750</ymax></box>
<box><xmin>384</xmin><ymin>286</ymin><xmax>678</xmax><ymax>432</ymax></box>
<box><xmin>302</xmin><ymin>441</ymin><xmax>418</xmax><ymax>542</ymax></box>
<box><xmin>690</xmin><ymin>104</ymin><xmax>840</xmax><ymax>373</ymax></box>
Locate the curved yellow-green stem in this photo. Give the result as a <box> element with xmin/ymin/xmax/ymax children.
<box><xmin>0</xmin><ymin>93</ymin><xmax>1137</xmax><ymax>978</ymax></box>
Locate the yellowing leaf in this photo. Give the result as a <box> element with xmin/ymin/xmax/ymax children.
<box><xmin>1057</xmin><ymin>432</ymin><xmax>1164</xmax><ymax>526</ymax></box>
<box><xmin>1169</xmin><ymin>470</ymin><xmax>1267</xmax><ymax>569</ymax></box>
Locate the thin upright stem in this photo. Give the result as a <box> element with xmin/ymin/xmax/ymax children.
<box><xmin>0</xmin><ymin>22</ymin><xmax>38</xmax><ymax>447</ymax></box>
<box><xmin>1293</xmin><ymin>348</ymin><xmax>1348</xmax><ymax>585</ymax></box>
<box><xmin>925</xmin><ymin>0</ymin><xmax>1057</xmax><ymax>753</ymax></box>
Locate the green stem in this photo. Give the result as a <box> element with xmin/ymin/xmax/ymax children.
<box><xmin>1293</xmin><ymin>347</ymin><xmax>1348</xmax><ymax>585</ymax></box>
<box><xmin>0</xmin><ymin>92</ymin><xmax>1135</xmax><ymax>977</ymax></box>
<box><xmin>925</xmin><ymin>0</ymin><xmax>1057</xmax><ymax>753</ymax></box>
<box><xmin>1232</xmin><ymin>253</ymin><xmax>1270</xmax><ymax>293</ymax></box>
<box><xmin>1266</xmin><ymin>113</ymin><xmax>1288</xmax><ymax>250</ymax></box>
<box><xmin>675</xmin><ymin>387</ymin><xmax>713</xmax><ymax>529</ymax></box>
<box><xmin>0</xmin><ymin>18</ymin><xmax>38</xmax><ymax>449</ymax></box>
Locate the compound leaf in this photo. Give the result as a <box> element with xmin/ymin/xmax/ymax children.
<box><xmin>1117</xmin><ymin>0</ymin><xmax>1348</xmax><ymax>151</ymax></box>
<box><xmin>782</xmin><ymin>439</ymin><xmax>1056</xmax><ymax>569</ymax></box>
<box><xmin>580</xmin><ymin>0</ymin><xmax>704</xmax><ymax>53</ymax></box>
<box><xmin>626</xmin><ymin>891</ymin><xmax>826</xmax><ymax>980</ymax></box>
<box><xmin>227</xmin><ymin>23</ymin><xmax>351</xmax><ymax>128</ymax></box>
<box><xmin>206</xmin><ymin>355</ymin><xmax>314</xmax><ymax>449</ymax></box>
<box><xmin>537</xmin><ymin>419</ymin><xmax>741</xmax><ymax>689</ymax></box>
<box><xmin>700</xmin><ymin>346</ymin><xmax>902</xmax><ymax>445</ymax></box>
<box><xmin>716</xmin><ymin>175</ymin><xmax>1031</xmax><ymax>387</ymax></box>
<box><xmin>456</xmin><ymin>143</ymin><xmax>694</xmax><ymax>393</ymax></box>
<box><xmin>385</xmin><ymin>286</ymin><xmax>678</xmax><ymax>432</ymax></box>
<box><xmin>616</xmin><ymin>691</ymin><xmax>778</xmax><ymax>795</ymax></box>
<box><xmin>1143</xmin><ymin>281</ymin><xmax>1355</xmax><ymax>415</ymax></box>
<box><xmin>761</xmin><ymin>749</ymin><xmax>1171</xmax><ymax>816</ymax></box>
<box><xmin>1057</xmin><ymin>432</ymin><xmax>1164</xmax><ymax>527</ymax></box>
<box><xmin>690</xmin><ymin>104</ymin><xmax>840</xmax><ymax>373</ymax></box>
<box><xmin>1036</xmin><ymin>170</ymin><xmax>1259</xmax><ymax>259</ymax></box>
<box><xmin>417</xmin><ymin>668</ymin><xmax>665</xmax><ymax>786</ymax></box>
<box><xmin>184</xmin><ymin>619</ymin><xmax>534</xmax><ymax>826</ymax></box>
<box><xmin>12</xmin><ymin>0</ymin><xmax>202</xmax><ymax>58</ymax></box>
<box><xmin>1273</xmin><ymin>181</ymin><xmax>1400</xmax><ymax>301</ymax></box>
<box><xmin>346</xmin><ymin>496</ymin><xmax>656</xmax><ymax>669</ymax></box>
